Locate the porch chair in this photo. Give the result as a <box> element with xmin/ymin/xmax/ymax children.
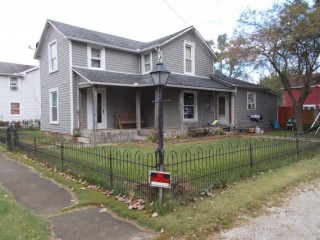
<box><xmin>286</xmin><ymin>117</ymin><xmax>296</xmax><ymax>130</ymax></box>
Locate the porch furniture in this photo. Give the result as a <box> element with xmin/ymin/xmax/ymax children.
<box><xmin>187</xmin><ymin>122</ymin><xmax>209</xmax><ymax>137</ymax></box>
<box><xmin>115</xmin><ymin>113</ymin><xmax>144</xmax><ymax>129</ymax></box>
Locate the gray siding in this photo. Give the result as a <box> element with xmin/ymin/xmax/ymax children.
<box><xmin>106</xmin><ymin>87</ymin><xmax>136</xmax><ymax>128</ymax></box>
<box><xmin>234</xmin><ymin>88</ymin><xmax>277</xmax><ymax>128</ymax></box>
<box><xmin>141</xmin><ymin>87</ymin><xmax>155</xmax><ymax>128</ymax></box>
<box><xmin>197</xmin><ymin>90</ymin><xmax>215</xmax><ymax>124</ymax></box>
<box><xmin>72</xmin><ymin>41</ymin><xmax>140</xmax><ymax>74</ymax></box>
<box><xmin>163</xmin><ymin>88</ymin><xmax>180</xmax><ymax>128</ymax></box>
<box><xmin>161</xmin><ymin>88</ymin><xmax>216</xmax><ymax>128</ymax></box>
<box><xmin>160</xmin><ymin>32</ymin><xmax>214</xmax><ymax>77</ymax></box>
<box><xmin>80</xmin><ymin>88</ymin><xmax>87</xmax><ymax>128</ymax></box>
<box><xmin>106</xmin><ymin>49</ymin><xmax>140</xmax><ymax>74</ymax></box>
<box><xmin>72</xmin><ymin>41</ymin><xmax>87</xmax><ymax>67</ymax></box>
<box><xmin>40</xmin><ymin>26</ymin><xmax>71</xmax><ymax>134</ymax></box>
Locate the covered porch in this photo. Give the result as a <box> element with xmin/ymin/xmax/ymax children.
<box><xmin>73</xmin><ymin>68</ymin><xmax>235</xmax><ymax>144</ymax></box>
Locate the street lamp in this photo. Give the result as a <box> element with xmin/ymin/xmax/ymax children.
<box><xmin>150</xmin><ymin>61</ymin><xmax>170</xmax><ymax>204</ymax></box>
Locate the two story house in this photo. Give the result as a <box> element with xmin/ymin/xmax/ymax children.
<box><xmin>0</xmin><ymin>62</ymin><xmax>41</xmax><ymax>123</ymax></box>
<box><xmin>34</xmin><ymin>20</ymin><xmax>277</xmax><ymax>143</ymax></box>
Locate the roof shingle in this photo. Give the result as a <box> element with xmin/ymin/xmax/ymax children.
<box><xmin>73</xmin><ymin>67</ymin><xmax>233</xmax><ymax>91</ymax></box>
<box><xmin>0</xmin><ymin>62</ymin><xmax>35</xmax><ymax>75</ymax></box>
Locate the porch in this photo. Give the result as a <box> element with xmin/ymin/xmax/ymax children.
<box><xmin>79</xmin><ymin>128</ymin><xmax>187</xmax><ymax>144</ymax></box>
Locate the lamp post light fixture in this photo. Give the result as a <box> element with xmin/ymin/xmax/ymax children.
<box><xmin>150</xmin><ymin>61</ymin><xmax>170</xmax><ymax>204</ymax></box>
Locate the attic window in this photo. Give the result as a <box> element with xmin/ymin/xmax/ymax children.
<box><xmin>247</xmin><ymin>92</ymin><xmax>256</xmax><ymax>110</ymax></box>
<box><xmin>184</xmin><ymin>41</ymin><xmax>195</xmax><ymax>75</ymax></box>
<box><xmin>10</xmin><ymin>77</ymin><xmax>19</xmax><ymax>91</ymax></box>
<box><xmin>88</xmin><ymin>46</ymin><xmax>105</xmax><ymax>70</ymax></box>
<box><xmin>48</xmin><ymin>40</ymin><xmax>58</xmax><ymax>73</ymax></box>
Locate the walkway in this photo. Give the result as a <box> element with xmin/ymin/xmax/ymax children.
<box><xmin>0</xmin><ymin>153</ymin><xmax>154</xmax><ymax>240</ymax></box>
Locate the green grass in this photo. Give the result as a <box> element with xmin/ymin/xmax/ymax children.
<box><xmin>12</xmin><ymin>132</ymin><xmax>320</xmax><ymax>200</ymax></box>
<box><xmin>0</xmin><ymin>187</ymin><xmax>50</xmax><ymax>240</ymax></box>
<box><xmin>2</xmin><ymin>146</ymin><xmax>320</xmax><ymax>239</ymax></box>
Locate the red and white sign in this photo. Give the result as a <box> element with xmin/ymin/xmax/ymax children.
<box><xmin>149</xmin><ymin>171</ymin><xmax>171</xmax><ymax>188</ymax></box>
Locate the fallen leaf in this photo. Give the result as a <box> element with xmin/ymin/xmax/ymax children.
<box><xmin>99</xmin><ymin>208</ymin><xmax>107</xmax><ymax>213</ymax></box>
<box><xmin>151</xmin><ymin>212</ymin><xmax>159</xmax><ymax>218</ymax></box>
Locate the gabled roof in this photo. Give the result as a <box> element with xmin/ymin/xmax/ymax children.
<box><xmin>35</xmin><ymin>20</ymin><xmax>216</xmax><ymax>59</ymax></box>
<box><xmin>73</xmin><ymin>67</ymin><xmax>233</xmax><ymax>92</ymax></box>
<box><xmin>0</xmin><ymin>61</ymin><xmax>35</xmax><ymax>76</ymax></box>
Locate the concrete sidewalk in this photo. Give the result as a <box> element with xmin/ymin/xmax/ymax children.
<box><xmin>0</xmin><ymin>153</ymin><xmax>154</xmax><ymax>240</ymax></box>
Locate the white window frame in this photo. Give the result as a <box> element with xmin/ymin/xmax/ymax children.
<box><xmin>49</xmin><ymin>88</ymin><xmax>59</xmax><ymax>124</ymax></box>
<box><xmin>247</xmin><ymin>92</ymin><xmax>256</xmax><ymax>110</ymax></box>
<box><xmin>48</xmin><ymin>39</ymin><xmax>58</xmax><ymax>73</ymax></box>
<box><xmin>9</xmin><ymin>77</ymin><xmax>19</xmax><ymax>91</ymax></box>
<box><xmin>10</xmin><ymin>102</ymin><xmax>21</xmax><ymax>116</ymax></box>
<box><xmin>303</xmin><ymin>104</ymin><xmax>316</xmax><ymax>110</ymax></box>
<box><xmin>142</xmin><ymin>52</ymin><xmax>152</xmax><ymax>73</ymax></box>
<box><xmin>183</xmin><ymin>90</ymin><xmax>198</xmax><ymax>121</ymax></box>
<box><xmin>184</xmin><ymin>40</ymin><xmax>195</xmax><ymax>75</ymax></box>
<box><xmin>87</xmin><ymin>45</ymin><xmax>105</xmax><ymax>70</ymax></box>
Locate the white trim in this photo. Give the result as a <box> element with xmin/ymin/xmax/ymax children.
<box><xmin>69</xmin><ymin>41</ymin><xmax>74</xmax><ymax>134</ymax></box>
<box><xmin>182</xmin><ymin>90</ymin><xmax>198</xmax><ymax>122</ymax></box>
<box><xmin>184</xmin><ymin>40</ymin><xmax>195</xmax><ymax>75</ymax></box>
<box><xmin>48</xmin><ymin>39</ymin><xmax>58</xmax><ymax>73</ymax></box>
<box><xmin>142</xmin><ymin>52</ymin><xmax>152</xmax><ymax>73</ymax></box>
<box><xmin>49</xmin><ymin>87</ymin><xmax>59</xmax><ymax>124</ymax></box>
<box><xmin>247</xmin><ymin>92</ymin><xmax>256</xmax><ymax>110</ymax></box>
<box><xmin>9</xmin><ymin>102</ymin><xmax>22</xmax><ymax>116</ymax></box>
<box><xmin>87</xmin><ymin>45</ymin><xmax>106</xmax><ymax>70</ymax></box>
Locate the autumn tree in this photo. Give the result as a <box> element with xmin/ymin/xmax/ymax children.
<box><xmin>211</xmin><ymin>34</ymin><xmax>254</xmax><ymax>80</ymax></box>
<box><xmin>234</xmin><ymin>0</ymin><xmax>320</xmax><ymax>131</ymax></box>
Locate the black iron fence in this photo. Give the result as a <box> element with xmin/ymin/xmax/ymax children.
<box><xmin>1</xmin><ymin>128</ymin><xmax>320</xmax><ymax>200</ymax></box>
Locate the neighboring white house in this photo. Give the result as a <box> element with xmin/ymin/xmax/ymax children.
<box><xmin>0</xmin><ymin>62</ymin><xmax>41</xmax><ymax>122</ymax></box>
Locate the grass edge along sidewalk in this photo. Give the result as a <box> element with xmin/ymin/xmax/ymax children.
<box><xmin>1</xmin><ymin>146</ymin><xmax>320</xmax><ymax>240</ymax></box>
<box><xmin>0</xmin><ymin>186</ymin><xmax>50</xmax><ymax>240</ymax></box>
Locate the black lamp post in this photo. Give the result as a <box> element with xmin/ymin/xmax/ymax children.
<box><xmin>150</xmin><ymin>61</ymin><xmax>170</xmax><ymax>204</ymax></box>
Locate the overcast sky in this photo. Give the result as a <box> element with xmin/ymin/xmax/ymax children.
<box><xmin>1</xmin><ymin>0</ymin><xmax>277</xmax><ymax>66</ymax></box>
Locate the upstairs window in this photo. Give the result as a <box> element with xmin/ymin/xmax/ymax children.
<box><xmin>10</xmin><ymin>102</ymin><xmax>21</xmax><ymax>115</ymax></box>
<box><xmin>48</xmin><ymin>40</ymin><xmax>58</xmax><ymax>73</ymax></box>
<box><xmin>183</xmin><ymin>91</ymin><xmax>198</xmax><ymax>121</ymax></box>
<box><xmin>10</xmin><ymin>77</ymin><xmax>19</xmax><ymax>91</ymax></box>
<box><xmin>50</xmin><ymin>88</ymin><xmax>59</xmax><ymax>124</ymax></box>
<box><xmin>88</xmin><ymin>46</ymin><xmax>105</xmax><ymax>69</ymax></box>
<box><xmin>184</xmin><ymin>41</ymin><xmax>195</xmax><ymax>75</ymax></box>
<box><xmin>247</xmin><ymin>92</ymin><xmax>256</xmax><ymax>110</ymax></box>
<box><xmin>143</xmin><ymin>53</ymin><xmax>152</xmax><ymax>73</ymax></box>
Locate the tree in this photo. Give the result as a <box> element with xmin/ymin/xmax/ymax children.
<box><xmin>211</xmin><ymin>34</ymin><xmax>253</xmax><ymax>81</ymax></box>
<box><xmin>234</xmin><ymin>0</ymin><xmax>320</xmax><ymax>131</ymax></box>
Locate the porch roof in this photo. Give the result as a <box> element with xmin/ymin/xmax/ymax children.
<box><xmin>73</xmin><ymin>67</ymin><xmax>233</xmax><ymax>91</ymax></box>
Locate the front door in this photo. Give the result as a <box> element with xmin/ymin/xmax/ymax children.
<box><xmin>87</xmin><ymin>88</ymin><xmax>107</xmax><ymax>129</ymax></box>
<box><xmin>218</xmin><ymin>93</ymin><xmax>229</xmax><ymax>125</ymax></box>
